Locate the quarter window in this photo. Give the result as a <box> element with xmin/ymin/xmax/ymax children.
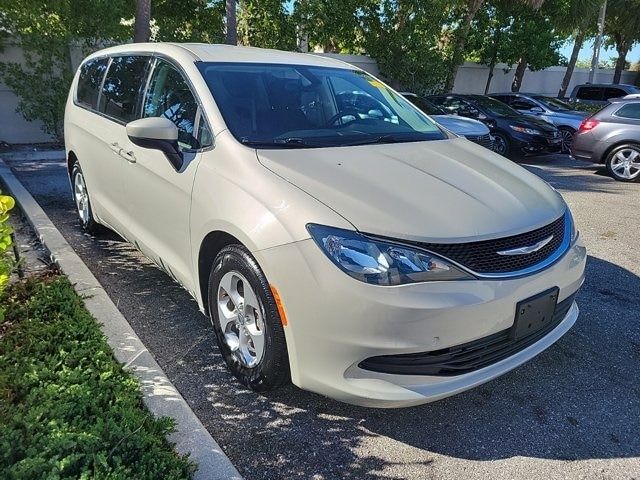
<box><xmin>576</xmin><ymin>87</ymin><xmax>603</xmax><ymax>101</ymax></box>
<box><xmin>614</xmin><ymin>103</ymin><xmax>640</xmax><ymax>119</ymax></box>
<box><xmin>143</xmin><ymin>60</ymin><xmax>201</xmax><ymax>150</ymax></box>
<box><xmin>99</xmin><ymin>56</ymin><xmax>150</xmax><ymax>123</ymax></box>
<box><xmin>76</xmin><ymin>58</ymin><xmax>109</xmax><ymax>110</ymax></box>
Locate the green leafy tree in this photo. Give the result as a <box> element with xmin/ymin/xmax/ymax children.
<box><xmin>361</xmin><ymin>0</ymin><xmax>451</xmax><ymax>94</ymax></box>
<box><xmin>238</xmin><ymin>0</ymin><xmax>296</xmax><ymax>49</ymax></box>
<box><xmin>292</xmin><ymin>0</ymin><xmax>367</xmax><ymax>53</ymax></box>
<box><xmin>153</xmin><ymin>0</ymin><xmax>225</xmax><ymax>42</ymax></box>
<box><xmin>0</xmin><ymin>0</ymin><xmax>133</xmax><ymax>141</ymax></box>
<box><xmin>0</xmin><ymin>193</ymin><xmax>16</xmax><ymax>294</ymax></box>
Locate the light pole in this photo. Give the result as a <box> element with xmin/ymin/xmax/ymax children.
<box><xmin>588</xmin><ymin>0</ymin><xmax>607</xmax><ymax>83</ymax></box>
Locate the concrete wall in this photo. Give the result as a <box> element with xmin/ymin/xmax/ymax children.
<box><xmin>453</xmin><ymin>62</ymin><xmax>637</xmax><ymax>96</ymax></box>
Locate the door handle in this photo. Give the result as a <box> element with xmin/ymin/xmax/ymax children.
<box><xmin>109</xmin><ymin>141</ymin><xmax>121</xmax><ymax>154</ymax></box>
<box><xmin>120</xmin><ymin>149</ymin><xmax>136</xmax><ymax>163</ymax></box>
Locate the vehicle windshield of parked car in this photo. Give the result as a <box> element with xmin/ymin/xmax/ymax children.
<box><xmin>405</xmin><ymin>96</ymin><xmax>447</xmax><ymax>116</ymax></box>
<box><xmin>471</xmin><ymin>96</ymin><xmax>521</xmax><ymax>117</ymax></box>
<box><xmin>197</xmin><ymin>62</ymin><xmax>446</xmax><ymax>148</ymax></box>
<box><xmin>533</xmin><ymin>96</ymin><xmax>573</xmax><ymax>112</ymax></box>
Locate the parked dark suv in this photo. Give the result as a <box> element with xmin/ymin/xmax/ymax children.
<box><xmin>571</xmin><ymin>99</ymin><xmax>640</xmax><ymax>182</ymax></box>
<box><xmin>568</xmin><ymin>83</ymin><xmax>640</xmax><ymax>106</ymax></box>
<box><xmin>428</xmin><ymin>94</ymin><xmax>561</xmax><ymax>157</ymax></box>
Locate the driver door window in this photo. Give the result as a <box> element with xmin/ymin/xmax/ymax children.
<box><xmin>511</xmin><ymin>98</ymin><xmax>538</xmax><ymax>111</ymax></box>
<box><xmin>143</xmin><ymin>60</ymin><xmax>200</xmax><ymax>150</ymax></box>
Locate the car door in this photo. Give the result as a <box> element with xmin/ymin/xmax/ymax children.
<box><xmin>122</xmin><ymin>57</ymin><xmax>213</xmax><ymax>292</ymax></box>
<box><xmin>90</xmin><ymin>54</ymin><xmax>151</xmax><ymax>235</ymax></box>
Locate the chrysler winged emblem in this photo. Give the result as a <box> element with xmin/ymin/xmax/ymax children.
<box><xmin>497</xmin><ymin>235</ymin><xmax>554</xmax><ymax>256</ymax></box>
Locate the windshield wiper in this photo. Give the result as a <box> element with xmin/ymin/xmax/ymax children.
<box><xmin>241</xmin><ymin>137</ymin><xmax>328</xmax><ymax>149</ymax></box>
<box><xmin>342</xmin><ymin>134</ymin><xmax>423</xmax><ymax>146</ymax></box>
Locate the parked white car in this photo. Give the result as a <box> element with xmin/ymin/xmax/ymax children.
<box><xmin>65</xmin><ymin>43</ymin><xmax>586</xmax><ymax>407</ymax></box>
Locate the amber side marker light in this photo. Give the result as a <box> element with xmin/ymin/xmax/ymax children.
<box><xmin>270</xmin><ymin>285</ymin><xmax>288</xmax><ymax>326</ymax></box>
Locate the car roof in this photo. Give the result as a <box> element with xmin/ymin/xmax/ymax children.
<box><xmin>490</xmin><ymin>92</ymin><xmax>548</xmax><ymax>97</ymax></box>
<box><xmin>573</xmin><ymin>83</ymin><xmax>638</xmax><ymax>89</ymax></box>
<box><xmin>82</xmin><ymin>42</ymin><xmax>355</xmax><ymax>70</ymax></box>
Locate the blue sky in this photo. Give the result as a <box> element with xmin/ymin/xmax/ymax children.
<box><xmin>560</xmin><ymin>39</ymin><xmax>640</xmax><ymax>65</ymax></box>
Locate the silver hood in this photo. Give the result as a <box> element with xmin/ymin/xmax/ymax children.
<box><xmin>432</xmin><ymin>115</ymin><xmax>490</xmax><ymax>137</ymax></box>
<box><xmin>257</xmin><ymin>138</ymin><xmax>566</xmax><ymax>243</ymax></box>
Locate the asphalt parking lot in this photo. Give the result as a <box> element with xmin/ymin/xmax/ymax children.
<box><xmin>5</xmin><ymin>152</ymin><xmax>639</xmax><ymax>480</ymax></box>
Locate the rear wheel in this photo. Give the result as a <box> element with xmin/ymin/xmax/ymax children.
<box><xmin>208</xmin><ymin>244</ymin><xmax>290</xmax><ymax>391</ymax></box>
<box><xmin>559</xmin><ymin>127</ymin><xmax>575</xmax><ymax>154</ymax></box>
<box><xmin>605</xmin><ymin>144</ymin><xmax>640</xmax><ymax>182</ymax></box>
<box><xmin>71</xmin><ymin>162</ymin><xmax>102</xmax><ymax>234</ymax></box>
<box><xmin>492</xmin><ymin>133</ymin><xmax>510</xmax><ymax>157</ymax></box>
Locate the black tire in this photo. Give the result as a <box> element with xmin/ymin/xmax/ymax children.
<box><xmin>70</xmin><ymin>161</ymin><xmax>103</xmax><ymax>234</ymax></box>
<box><xmin>492</xmin><ymin>132</ymin><xmax>511</xmax><ymax>157</ymax></box>
<box><xmin>558</xmin><ymin>127</ymin><xmax>575</xmax><ymax>154</ymax></box>
<box><xmin>605</xmin><ymin>143</ymin><xmax>640</xmax><ymax>182</ymax></box>
<box><xmin>207</xmin><ymin>244</ymin><xmax>290</xmax><ymax>391</ymax></box>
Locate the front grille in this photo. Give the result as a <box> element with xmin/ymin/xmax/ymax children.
<box><xmin>416</xmin><ymin>214</ymin><xmax>566</xmax><ymax>275</ymax></box>
<box><xmin>359</xmin><ymin>292</ymin><xmax>576</xmax><ymax>377</ymax></box>
<box><xmin>466</xmin><ymin>133</ymin><xmax>493</xmax><ymax>149</ymax></box>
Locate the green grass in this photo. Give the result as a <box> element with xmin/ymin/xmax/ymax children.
<box><xmin>0</xmin><ymin>273</ymin><xmax>195</xmax><ymax>479</ymax></box>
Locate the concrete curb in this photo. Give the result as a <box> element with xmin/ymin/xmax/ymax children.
<box><xmin>0</xmin><ymin>158</ymin><xmax>243</xmax><ymax>480</ymax></box>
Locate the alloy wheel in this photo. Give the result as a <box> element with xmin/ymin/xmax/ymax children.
<box><xmin>493</xmin><ymin>135</ymin><xmax>508</xmax><ymax>155</ymax></box>
<box><xmin>73</xmin><ymin>171</ymin><xmax>90</xmax><ymax>224</ymax></box>
<box><xmin>610</xmin><ymin>148</ymin><xmax>640</xmax><ymax>180</ymax></box>
<box><xmin>560</xmin><ymin>129</ymin><xmax>574</xmax><ymax>153</ymax></box>
<box><xmin>216</xmin><ymin>270</ymin><xmax>266</xmax><ymax>368</ymax></box>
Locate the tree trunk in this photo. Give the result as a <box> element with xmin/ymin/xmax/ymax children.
<box><xmin>226</xmin><ymin>0</ymin><xmax>237</xmax><ymax>45</ymax></box>
<box><xmin>133</xmin><ymin>0</ymin><xmax>151</xmax><ymax>43</ymax></box>
<box><xmin>558</xmin><ymin>28</ymin><xmax>585</xmax><ymax>98</ymax></box>
<box><xmin>445</xmin><ymin>0</ymin><xmax>485</xmax><ymax>92</ymax></box>
<box><xmin>511</xmin><ymin>57</ymin><xmax>527</xmax><ymax>92</ymax></box>
<box><xmin>484</xmin><ymin>29</ymin><xmax>500</xmax><ymax>94</ymax></box>
<box><xmin>613</xmin><ymin>41</ymin><xmax>629</xmax><ymax>84</ymax></box>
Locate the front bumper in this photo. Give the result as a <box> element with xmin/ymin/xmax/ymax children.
<box><xmin>511</xmin><ymin>132</ymin><xmax>562</xmax><ymax>155</ymax></box>
<box><xmin>255</xmin><ymin>235</ymin><xmax>586</xmax><ymax>408</ymax></box>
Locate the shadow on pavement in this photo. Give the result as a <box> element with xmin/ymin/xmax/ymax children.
<box><xmin>5</xmin><ymin>157</ymin><xmax>640</xmax><ymax>479</ymax></box>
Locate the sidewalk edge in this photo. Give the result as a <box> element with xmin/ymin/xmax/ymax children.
<box><xmin>0</xmin><ymin>158</ymin><xmax>243</xmax><ymax>480</ymax></box>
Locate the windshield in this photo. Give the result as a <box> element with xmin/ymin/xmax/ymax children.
<box><xmin>404</xmin><ymin>95</ymin><xmax>446</xmax><ymax>116</ymax></box>
<box><xmin>197</xmin><ymin>62</ymin><xmax>446</xmax><ymax>148</ymax></box>
<box><xmin>470</xmin><ymin>96</ymin><xmax>520</xmax><ymax>117</ymax></box>
<box><xmin>533</xmin><ymin>96</ymin><xmax>573</xmax><ymax>112</ymax></box>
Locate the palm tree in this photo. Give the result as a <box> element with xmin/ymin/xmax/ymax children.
<box><xmin>134</xmin><ymin>0</ymin><xmax>151</xmax><ymax>42</ymax></box>
<box><xmin>226</xmin><ymin>0</ymin><xmax>237</xmax><ymax>45</ymax></box>
<box><xmin>445</xmin><ymin>0</ymin><xmax>545</xmax><ymax>92</ymax></box>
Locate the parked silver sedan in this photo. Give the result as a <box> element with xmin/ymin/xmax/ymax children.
<box><xmin>571</xmin><ymin>99</ymin><xmax>640</xmax><ymax>182</ymax></box>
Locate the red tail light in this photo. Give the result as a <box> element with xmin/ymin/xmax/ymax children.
<box><xmin>578</xmin><ymin>118</ymin><xmax>600</xmax><ymax>133</ymax></box>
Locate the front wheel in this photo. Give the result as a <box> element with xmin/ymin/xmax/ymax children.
<box><xmin>208</xmin><ymin>244</ymin><xmax>290</xmax><ymax>391</ymax></box>
<box><xmin>605</xmin><ymin>144</ymin><xmax>640</xmax><ymax>182</ymax></box>
<box><xmin>492</xmin><ymin>133</ymin><xmax>510</xmax><ymax>157</ymax></box>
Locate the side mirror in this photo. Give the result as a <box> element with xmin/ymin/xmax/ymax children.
<box><xmin>126</xmin><ymin>117</ymin><xmax>184</xmax><ymax>170</ymax></box>
<box><xmin>530</xmin><ymin>106</ymin><xmax>544</xmax><ymax>113</ymax></box>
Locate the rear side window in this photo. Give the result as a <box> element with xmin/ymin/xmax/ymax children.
<box><xmin>76</xmin><ymin>58</ymin><xmax>109</xmax><ymax>109</ymax></box>
<box><xmin>604</xmin><ymin>87</ymin><xmax>626</xmax><ymax>100</ymax></box>
<box><xmin>99</xmin><ymin>55</ymin><xmax>150</xmax><ymax>123</ymax></box>
<box><xmin>576</xmin><ymin>87</ymin><xmax>603</xmax><ymax>101</ymax></box>
<box><xmin>142</xmin><ymin>60</ymin><xmax>200</xmax><ymax>150</ymax></box>
<box><xmin>614</xmin><ymin>103</ymin><xmax>640</xmax><ymax>119</ymax></box>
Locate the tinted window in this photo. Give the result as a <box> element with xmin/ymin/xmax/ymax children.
<box><xmin>198</xmin><ymin>62</ymin><xmax>444</xmax><ymax>148</ymax></box>
<box><xmin>604</xmin><ymin>87</ymin><xmax>626</xmax><ymax>100</ymax></box>
<box><xmin>405</xmin><ymin>95</ymin><xmax>446</xmax><ymax>115</ymax></box>
<box><xmin>511</xmin><ymin>98</ymin><xmax>538</xmax><ymax>110</ymax></box>
<box><xmin>76</xmin><ymin>58</ymin><xmax>109</xmax><ymax>110</ymax></box>
<box><xmin>143</xmin><ymin>60</ymin><xmax>200</xmax><ymax>150</ymax></box>
<box><xmin>437</xmin><ymin>97</ymin><xmax>481</xmax><ymax>117</ymax></box>
<box><xmin>533</xmin><ymin>96</ymin><xmax>573</xmax><ymax>112</ymax></box>
<box><xmin>470</xmin><ymin>96</ymin><xmax>519</xmax><ymax>117</ymax></box>
<box><xmin>576</xmin><ymin>87</ymin><xmax>603</xmax><ymax>101</ymax></box>
<box><xmin>615</xmin><ymin>103</ymin><xmax>640</xmax><ymax>119</ymax></box>
<box><xmin>99</xmin><ymin>56</ymin><xmax>150</xmax><ymax>123</ymax></box>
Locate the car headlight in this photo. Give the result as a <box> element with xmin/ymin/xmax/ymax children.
<box><xmin>307</xmin><ymin>224</ymin><xmax>474</xmax><ymax>285</ymax></box>
<box><xmin>510</xmin><ymin>125</ymin><xmax>541</xmax><ymax>136</ymax></box>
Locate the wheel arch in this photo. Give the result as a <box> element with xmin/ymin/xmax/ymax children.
<box><xmin>601</xmin><ymin>139</ymin><xmax>640</xmax><ymax>164</ymax></box>
<box><xmin>197</xmin><ymin>230</ymin><xmax>245</xmax><ymax>316</ymax></box>
<box><xmin>67</xmin><ymin>150</ymin><xmax>78</xmax><ymax>178</ymax></box>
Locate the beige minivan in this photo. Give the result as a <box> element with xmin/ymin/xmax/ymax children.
<box><xmin>65</xmin><ymin>43</ymin><xmax>586</xmax><ymax>407</ymax></box>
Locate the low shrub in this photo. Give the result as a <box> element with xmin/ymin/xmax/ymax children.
<box><xmin>0</xmin><ymin>274</ymin><xmax>195</xmax><ymax>479</ymax></box>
